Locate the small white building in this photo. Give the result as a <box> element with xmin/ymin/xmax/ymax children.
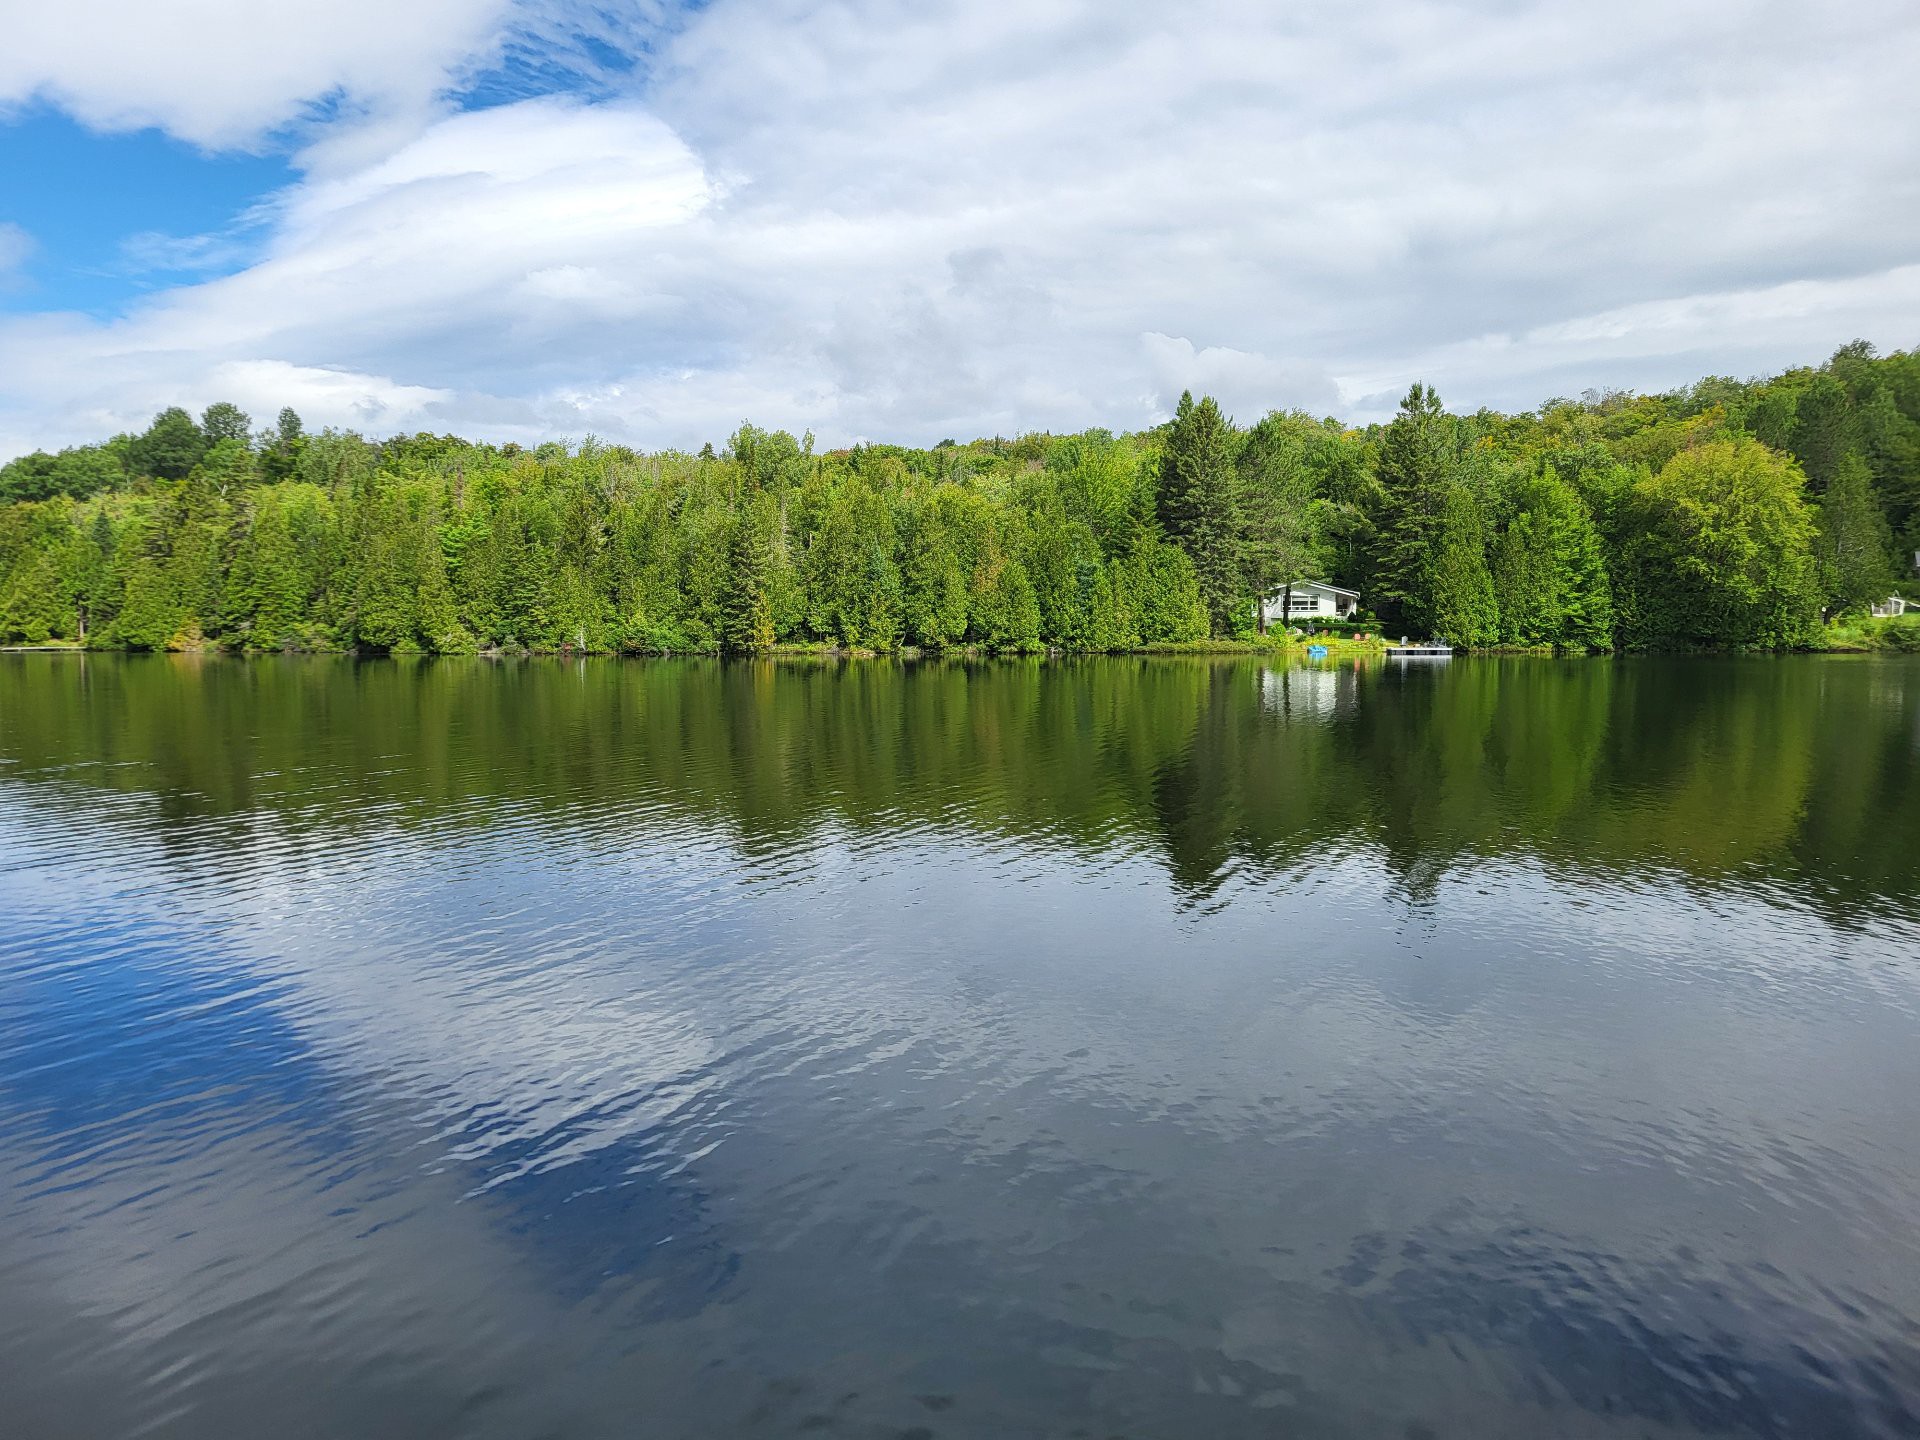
<box><xmin>1260</xmin><ymin>580</ymin><xmax>1360</xmax><ymax>629</ymax></box>
<box><xmin>1870</xmin><ymin>595</ymin><xmax>1910</xmax><ymax>619</ymax></box>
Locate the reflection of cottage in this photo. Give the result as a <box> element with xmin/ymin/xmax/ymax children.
<box><xmin>1871</xmin><ymin>595</ymin><xmax>1910</xmax><ymax>618</ymax></box>
<box><xmin>1260</xmin><ymin>664</ymin><xmax>1359</xmax><ymax>722</ymax></box>
<box><xmin>1260</xmin><ymin>580</ymin><xmax>1360</xmax><ymax>628</ymax></box>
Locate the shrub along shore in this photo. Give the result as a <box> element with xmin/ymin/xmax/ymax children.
<box><xmin>1</xmin><ymin>342</ymin><xmax>1916</xmax><ymax>657</ymax></box>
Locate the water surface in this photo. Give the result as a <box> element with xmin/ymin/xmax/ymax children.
<box><xmin>2</xmin><ymin>654</ymin><xmax>1919</xmax><ymax>1439</ymax></box>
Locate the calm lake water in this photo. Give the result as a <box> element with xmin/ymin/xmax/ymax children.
<box><xmin>3</xmin><ymin>654</ymin><xmax>1919</xmax><ymax>1440</ymax></box>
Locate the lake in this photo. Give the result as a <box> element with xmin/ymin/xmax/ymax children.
<box><xmin>2</xmin><ymin>653</ymin><xmax>1918</xmax><ymax>1439</ymax></box>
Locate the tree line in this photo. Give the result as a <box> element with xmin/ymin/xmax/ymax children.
<box><xmin>1</xmin><ymin>341</ymin><xmax>1915</xmax><ymax>653</ymax></box>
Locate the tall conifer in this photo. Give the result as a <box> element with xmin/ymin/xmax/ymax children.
<box><xmin>1158</xmin><ymin>392</ymin><xmax>1243</xmax><ymax>634</ymax></box>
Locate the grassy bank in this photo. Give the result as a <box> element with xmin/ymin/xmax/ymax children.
<box><xmin>1820</xmin><ymin>615</ymin><xmax>1920</xmax><ymax>652</ymax></box>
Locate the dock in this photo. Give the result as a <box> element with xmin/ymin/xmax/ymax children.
<box><xmin>1385</xmin><ymin>643</ymin><xmax>1454</xmax><ymax>658</ymax></box>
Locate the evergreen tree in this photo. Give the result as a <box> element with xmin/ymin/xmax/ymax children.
<box><xmin>1028</xmin><ymin>516</ymin><xmax>1105</xmax><ymax>648</ymax></box>
<box><xmin>1130</xmin><ymin>537</ymin><xmax>1209</xmax><ymax>643</ymax></box>
<box><xmin>1788</xmin><ymin>373</ymin><xmax>1856</xmax><ymax>495</ymax></box>
<box><xmin>900</xmin><ymin>497</ymin><xmax>969</xmax><ymax>648</ymax></box>
<box><xmin>1157</xmin><ymin>392</ymin><xmax>1242</xmax><ymax>634</ymax></box>
<box><xmin>1371</xmin><ymin>383</ymin><xmax>1455</xmax><ymax>635</ymax></box>
<box><xmin>72</xmin><ymin>509</ymin><xmax>114</xmax><ymax>643</ymax></box>
<box><xmin>806</xmin><ymin>476</ymin><xmax>900</xmax><ymax>648</ymax></box>
<box><xmin>114</xmin><ymin>555</ymin><xmax>182</xmax><ymax>650</ymax></box>
<box><xmin>1492</xmin><ymin>504</ymin><xmax>1555</xmax><ymax>646</ymax></box>
<box><xmin>1236</xmin><ymin>413</ymin><xmax>1325</xmax><ymax>630</ymax></box>
<box><xmin>416</xmin><ymin>509</ymin><xmax>473</xmax><ymax>654</ymax></box>
<box><xmin>1556</xmin><ymin>488</ymin><xmax>1615</xmax><ymax>651</ymax></box>
<box><xmin>1856</xmin><ymin>387</ymin><xmax>1920</xmax><ymax>547</ymax></box>
<box><xmin>983</xmin><ymin>557</ymin><xmax>1042</xmax><ymax>651</ymax></box>
<box><xmin>0</xmin><ymin>540</ymin><xmax>69</xmax><ymax>643</ymax></box>
<box><xmin>345</xmin><ymin>489</ymin><xmax>432</xmax><ymax>650</ymax></box>
<box><xmin>723</xmin><ymin>498</ymin><xmax>776</xmax><ymax>652</ymax></box>
<box><xmin>228</xmin><ymin>492</ymin><xmax>308</xmax><ymax>649</ymax></box>
<box><xmin>261</xmin><ymin>408</ymin><xmax>307</xmax><ymax>482</ymax></box>
<box><xmin>1427</xmin><ymin>486</ymin><xmax>1499</xmax><ymax>647</ymax></box>
<box><xmin>1813</xmin><ymin>454</ymin><xmax>1895</xmax><ymax>616</ymax></box>
<box><xmin>1491</xmin><ymin>466</ymin><xmax>1613</xmax><ymax>649</ymax></box>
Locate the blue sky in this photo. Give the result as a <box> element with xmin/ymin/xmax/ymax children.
<box><xmin>0</xmin><ymin>108</ymin><xmax>293</xmax><ymax>316</ymax></box>
<box><xmin>0</xmin><ymin>1</ymin><xmax>679</xmax><ymax>316</ymax></box>
<box><xmin>2</xmin><ymin>0</ymin><xmax>1919</xmax><ymax>458</ymax></box>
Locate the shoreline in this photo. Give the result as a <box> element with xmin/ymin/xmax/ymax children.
<box><xmin>9</xmin><ymin>636</ymin><xmax>1917</xmax><ymax>659</ymax></box>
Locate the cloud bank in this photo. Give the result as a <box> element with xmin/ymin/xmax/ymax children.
<box><xmin>2</xmin><ymin>0</ymin><xmax>1919</xmax><ymax>457</ymax></box>
<box><xmin>0</xmin><ymin>0</ymin><xmax>513</xmax><ymax>148</ymax></box>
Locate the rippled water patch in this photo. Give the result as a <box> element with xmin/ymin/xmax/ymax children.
<box><xmin>2</xmin><ymin>654</ymin><xmax>1918</xmax><ymax>1438</ymax></box>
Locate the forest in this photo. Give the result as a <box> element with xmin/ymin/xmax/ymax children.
<box><xmin>0</xmin><ymin>341</ymin><xmax>1916</xmax><ymax>654</ymax></box>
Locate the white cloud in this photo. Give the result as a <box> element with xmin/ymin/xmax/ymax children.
<box><xmin>0</xmin><ymin>98</ymin><xmax>714</xmax><ymax>453</ymax></box>
<box><xmin>204</xmin><ymin>360</ymin><xmax>455</xmax><ymax>429</ymax></box>
<box><xmin>119</xmin><ymin>229</ymin><xmax>253</xmax><ymax>276</ymax></box>
<box><xmin>0</xmin><ymin>0</ymin><xmax>513</xmax><ymax>149</ymax></box>
<box><xmin>0</xmin><ymin>222</ymin><xmax>33</xmax><ymax>279</ymax></box>
<box><xmin>1142</xmin><ymin>335</ymin><xmax>1340</xmax><ymax>424</ymax></box>
<box><xmin>1337</xmin><ymin>265</ymin><xmax>1920</xmax><ymax>421</ymax></box>
<box><xmin>3</xmin><ymin>0</ymin><xmax>1920</xmax><ymax>455</ymax></box>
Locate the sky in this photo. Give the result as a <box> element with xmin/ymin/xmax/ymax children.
<box><xmin>1</xmin><ymin>0</ymin><xmax>1917</xmax><ymax>459</ymax></box>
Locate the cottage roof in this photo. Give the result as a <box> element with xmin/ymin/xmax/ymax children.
<box><xmin>1275</xmin><ymin>580</ymin><xmax>1359</xmax><ymax>599</ymax></box>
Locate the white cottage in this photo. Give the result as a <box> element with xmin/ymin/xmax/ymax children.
<box><xmin>1260</xmin><ymin>580</ymin><xmax>1361</xmax><ymax>629</ymax></box>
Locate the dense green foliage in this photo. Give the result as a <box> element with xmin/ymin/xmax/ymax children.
<box><xmin>2</xmin><ymin>343</ymin><xmax>1916</xmax><ymax>652</ymax></box>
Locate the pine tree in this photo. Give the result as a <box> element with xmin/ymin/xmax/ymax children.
<box><xmin>1027</xmin><ymin>517</ymin><xmax>1104</xmax><ymax>648</ymax></box>
<box><xmin>1555</xmin><ymin>486</ymin><xmax>1615</xmax><ymax>651</ymax></box>
<box><xmin>416</xmin><ymin>501</ymin><xmax>472</xmax><ymax>653</ymax></box>
<box><xmin>723</xmin><ymin>501</ymin><xmax>776</xmax><ymax>652</ymax></box>
<box><xmin>1427</xmin><ymin>485</ymin><xmax>1499</xmax><ymax>646</ymax></box>
<box><xmin>74</xmin><ymin>508</ymin><xmax>114</xmax><ymax>643</ymax></box>
<box><xmin>1371</xmin><ymin>383</ymin><xmax>1455</xmax><ymax>635</ymax></box>
<box><xmin>254</xmin><ymin>498</ymin><xmax>309</xmax><ymax>649</ymax></box>
<box><xmin>900</xmin><ymin>497</ymin><xmax>969</xmax><ymax>647</ymax></box>
<box><xmin>1813</xmin><ymin>454</ymin><xmax>1895</xmax><ymax>615</ymax></box>
<box><xmin>157</xmin><ymin>459</ymin><xmax>230</xmax><ymax>643</ymax></box>
<box><xmin>993</xmin><ymin>559</ymin><xmax>1043</xmax><ymax>652</ymax></box>
<box><xmin>1157</xmin><ymin>392</ymin><xmax>1242</xmax><ymax>634</ymax></box>
<box><xmin>261</xmin><ymin>408</ymin><xmax>306</xmax><ymax>482</ymax></box>
<box><xmin>1788</xmin><ymin>373</ymin><xmax>1857</xmax><ymax>495</ymax></box>
<box><xmin>1491</xmin><ymin>466</ymin><xmax>1614</xmax><ymax>649</ymax></box>
<box><xmin>807</xmin><ymin>476</ymin><xmax>900</xmax><ymax>648</ymax></box>
<box><xmin>113</xmin><ymin>556</ymin><xmax>182</xmax><ymax>650</ymax></box>
<box><xmin>1492</xmin><ymin>504</ymin><xmax>1556</xmax><ymax>646</ymax></box>
<box><xmin>1236</xmin><ymin>414</ymin><xmax>1324</xmax><ymax>631</ymax></box>
<box><xmin>0</xmin><ymin>544</ymin><xmax>67</xmax><ymax>643</ymax></box>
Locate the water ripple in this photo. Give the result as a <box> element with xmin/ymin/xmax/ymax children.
<box><xmin>2</xmin><ymin>655</ymin><xmax>1919</xmax><ymax>1437</ymax></box>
